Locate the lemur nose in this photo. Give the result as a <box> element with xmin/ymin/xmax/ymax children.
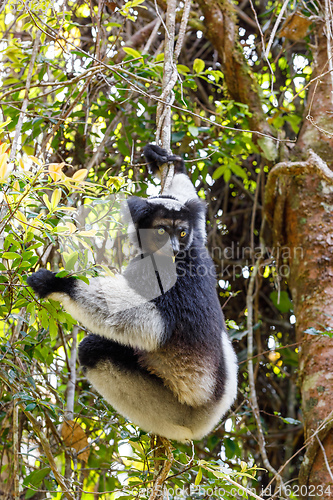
<box><xmin>171</xmin><ymin>236</ymin><xmax>180</xmax><ymax>254</ymax></box>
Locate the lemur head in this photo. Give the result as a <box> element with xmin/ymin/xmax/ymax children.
<box><xmin>126</xmin><ymin>195</ymin><xmax>203</xmax><ymax>256</ymax></box>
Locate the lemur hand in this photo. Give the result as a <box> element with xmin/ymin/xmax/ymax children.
<box><xmin>143</xmin><ymin>144</ymin><xmax>185</xmax><ymax>174</ymax></box>
<box><xmin>27</xmin><ymin>269</ymin><xmax>75</xmax><ymax>298</ymax></box>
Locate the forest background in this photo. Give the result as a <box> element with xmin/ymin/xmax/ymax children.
<box><xmin>1</xmin><ymin>0</ymin><xmax>333</xmax><ymax>499</ymax></box>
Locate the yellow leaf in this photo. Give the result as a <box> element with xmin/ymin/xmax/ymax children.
<box><xmin>240</xmin><ymin>461</ymin><xmax>247</xmax><ymax>472</ymax></box>
<box><xmin>0</xmin><ymin>152</ymin><xmax>12</xmax><ymax>183</ymax></box>
<box><xmin>0</xmin><ymin>143</ymin><xmax>10</xmax><ymax>154</ymax></box>
<box><xmin>48</xmin><ymin>163</ymin><xmax>65</xmax><ymax>181</ymax></box>
<box><xmin>72</xmin><ymin>169</ymin><xmax>88</xmax><ymax>182</ymax></box>
<box><xmin>65</xmin><ymin>222</ymin><xmax>77</xmax><ymax>234</ymax></box>
<box><xmin>51</xmin><ymin>188</ymin><xmax>61</xmax><ymax>210</ymax></box>
<box><xmin>78</xmin><ymin>229</ymin><xmax>97</xmax><ymax>237</ymax></box>
<box><xmin>19</xmin><ymin>158</ymin><xmax>31</xmax><ymax>171</ymax></box>
<box><xmin>43</xmin><ymin>194</ymin><xmax>52</xmax><ymax>211</ymax></box>
<box><xmin>15</xmin><ymin>210</ymin><xmax>28</xmax><ymax>226</ymax></box>
<box><xmin>28</xmin><ymin>155</ymin><xmax>42</xmax><ymax>166</ymax></box>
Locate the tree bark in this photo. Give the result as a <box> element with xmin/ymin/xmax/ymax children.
<box><xmin>265</xmin><ymin>152</ymin><xmax>333</xmax><ymax>498</ymax></box>
<box><xmin>295</xmin><ymin>20</ymin><xmax>333</xmax><ymax>167</ymax></box>
<box><xmin>264</xmin><ymin>3</ymin><xmax>333</xmax><ymax>495</ymax></box>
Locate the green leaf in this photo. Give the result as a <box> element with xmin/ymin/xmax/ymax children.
<box><xmin>212</xmin><ymin>165</ymin><xmax>227</xmax><ymax>180</ymax></box>
<box><xmin>75</xmin><ymin>275</ymin><xmax>90</xmax><ymax>285</ymax></box>
<box><xmin>194</xmin><ymin>467</ymin><xmax>203</xmax><ymax>485</ymax></box>
<box><xmin>2</xmin><ymin>252</ymin><xmax>21</xmax><ymax>260</ymax></box>
<box><xmin>257</xmin><ymin>137</ymin><xmax>278</xmax><ymax>161</ymax></box>
<box><xmin>64</xmin><ymin>251</ymin><xmax>78</xmax><ymax>271</ymax></box>
<box><xmin>229</xmin><ymin>162</ymin><xmax>247</xmax><ymax>180</ymax></box>
<box><xmin>270</xmin><ymin>290</ymin><xmax>293</xmax><ymax>313</ymax></box>
<box><xmin>225</xmin><ymin>438</ymin><xmax>237</xmax><ymax>459</ymax></box>
<box><xmin>177</xmin><ymin>64</ymin><xmax>190</xmax><ymax>74</ymax></box>
<box><xmin>0</xmin><ymin>118</ymin><xmax>11</xmax><ymax>129</ymax></box>
<box><xmin>193</xmin><ymin>58</ymin><xmax>205</xmax><ymax>74</ymax></box>
<box><xmin>188</xmin><ymin>125</ymin><xmax>199</xmax><ymax>137</ymax></box>
<box><xmin>122</xmin><ymin>47</ymin><xmax>142</xmax><ymax>60</ymax></box>
<box><xmin>25</xmin><ymin>403</ymin><xmax>37</xmax><ymax>411</ymax></box>
<box><xmin>23</xmin><ymin>467</ymin><xmax>51</xmax><ymax>487</ymax></box>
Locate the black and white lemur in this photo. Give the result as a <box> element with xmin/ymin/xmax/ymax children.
<box><xmin>27</xmin><ymin>144</ymin><xmax>238</xmax><ymax>442</ymax></box>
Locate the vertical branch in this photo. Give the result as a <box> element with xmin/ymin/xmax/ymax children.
<box><xmin>13</xmin><ymin>403</ymin><xmax>19</xmax><ymax>500</ymax></box>
<box><xmin>155</xmin><ymin>0</ymin><xmax>192</xmax><ymax>191</ymax></box>
<box><xmin>9</xmin><ymin>30</ymin><xmax>41</xmax><ymax>161</ymax></box>
<box><xmin>64</xmin><ymin>325</ymin><xmax>78</xmax><ymax>481</ymax></box>
<box><xmin>324</xmin><ymin>0</ymin><xmax>333</xmax><ymax>107</ymax></box>
<box><xmin>156</xmin><ymin>0</ymin><xmax>177</xmax><ymax>152</ymax></box>
<box><xmin>65</xmin><ymin>325</ymin><xmax>78</xmax><ymax>422</ymax></box>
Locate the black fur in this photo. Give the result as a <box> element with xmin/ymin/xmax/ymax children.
<box><xmin>27</xmin><ymin>269</ymin><xmax>76</xmax><ymax>299</ymax></box>
<box><xmin>144</xmin><ymin>144</ymin><xmax>186</xmax><ymax>174</ymax></box>
<box><xmin>79</xmin><ymin>334</ymin><xmax>143</xmax><ymax>372</ymax></box>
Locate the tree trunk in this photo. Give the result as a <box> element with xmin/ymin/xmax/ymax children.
<box><xmin>265</xmin><ymin>9</ymin><xmax>333</xmax><ymax>494</ymax></box>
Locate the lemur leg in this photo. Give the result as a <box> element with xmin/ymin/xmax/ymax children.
<box><xmin>78</xmin><ymin>335</ymin><xmax>194</xmax><ymax>442</ymax></box>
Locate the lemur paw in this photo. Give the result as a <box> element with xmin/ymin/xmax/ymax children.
<box><xmin>27</xmin><ymin>269</ymin><xmax>75</xmax><ymax>299</ymax></box>
<box><xmin>144</xmin><ymin>144</ymin><xmax>185</xmax><ymax>174</ymax></box>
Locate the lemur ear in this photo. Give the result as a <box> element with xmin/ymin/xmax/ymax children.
<box><xmin>126</xmin><ymin>196</ymin><xmax>152</xmax><ymax>224</ymax></box>
<box><xmin>185</xmin><ymin>198</ymin><xmax>207</xmax><ymax>242</ymax></box>
<box><xmin>185</xmin><ymin>198</ymin><xmax>207</xmax><ymax>219</ymax></box>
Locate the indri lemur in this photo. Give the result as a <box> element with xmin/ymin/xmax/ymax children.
<box><xmin>27</xmin><ymin>144</ymin><xmax>238</xmax><ymax>442</ymax></box>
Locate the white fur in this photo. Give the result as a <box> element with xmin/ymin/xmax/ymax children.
<box><xmin>148</xmin><ymin>197</ymin><xmax>183</xmax><ymax>211</ymax></box>
<box><xmin>164</xmin><ymin>173</ymin><xmax>197</xmax><ymax>203</ymax></box>
<box><xmin>49</xmin><ymin>275</ymin><xmax>165</xmax><ymax>351</ymax></box>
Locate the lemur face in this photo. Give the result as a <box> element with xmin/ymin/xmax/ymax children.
<box><xmin>142</xmin><ymin>216</ymin><xmax>192</xmax><ymax>256</ymax></box>
<box><xmin>126</xmin><ymin>195</ymin><xmax>194</xmax><ymax>256</ymax></box>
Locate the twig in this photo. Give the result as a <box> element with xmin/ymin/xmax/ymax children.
<box><xmin>9</xmin><ymin>30</ymin><xmax>41</xmax><ymax>161</ymax></box>
<box><xmin>13</xmin><ymin>403</ymin><xmax>19</xmax><ymax>500</ymax></box>
<box><xmin>324</xmin><ymin>0</ymin><xmax>333</xmax><ymax>107</ymax></box>
<box><xmin>316</xmin><ymin>434</ymin><xmax>333</xmax><ymax>483</ymax></box>
<box><xmin>248</xmin><ymin>0</ymin><xmax>276</xmax><ymax>100</ymax></box>
<box><xmin>265</xmin><ymin>0</ymin><xmax>289</xmax><ymax>60</ymax></box>
<box><xmin>65</xmin><ymin>325</ymin><xmax>78</xmax><ymax>421</ymax></box>
<box><xmin>148</xmin><ymin>437</ymin><xmax>174</xmax><ymax>500</ymax></box>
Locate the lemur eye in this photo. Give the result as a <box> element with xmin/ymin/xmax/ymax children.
<box><xmin>157</xmin><ymin>228</ymin><xmax>165</xmax><ymax>235</ymax></box>
<box><xmin>180</xmin><ymin>231</ymin><xmax>187</xmax><ymax>238</ymax></box>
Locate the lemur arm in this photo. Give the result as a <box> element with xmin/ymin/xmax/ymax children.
<box><xmin>27</xmin><ymin>270</ymin><xmax>166</xmax><ymax>351</ymax></box>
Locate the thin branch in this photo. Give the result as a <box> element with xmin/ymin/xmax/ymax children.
<box><xmin>265</xmin><ymin>0</ymin><xmax>289</xmax><ymax>60</ymax></box>
<box><xmin>148</xmin><ymin>438</ymin><xmax>174</xmax><ymax>500</ymax></box>
<box><xmin>9</xmin><ymin>30</ymin><xmax>41</xmax><ymax>161</ymax></box>
<box><xmin>143</xmin><ymin>17</ymin><xmax>163</xmax><ymax>55</ymax></box>
<box><xmin>324</xmin><ymin>0</ymin><xmax>333</xmax><ymax>107</ymax></box>
<box><xmin>65</xmin><ymin>325</ymin><xmax>78</xmax><ymax>421</ymax></box>
<box><xmin>316</xmin><ymin>434</ymin><xmax>333</xmax><ymax>483</ymax></box>
<box><xmin>13</xmin><ymin>403</ymin><xmax>19</xmax><ymax>500</ymax></box>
